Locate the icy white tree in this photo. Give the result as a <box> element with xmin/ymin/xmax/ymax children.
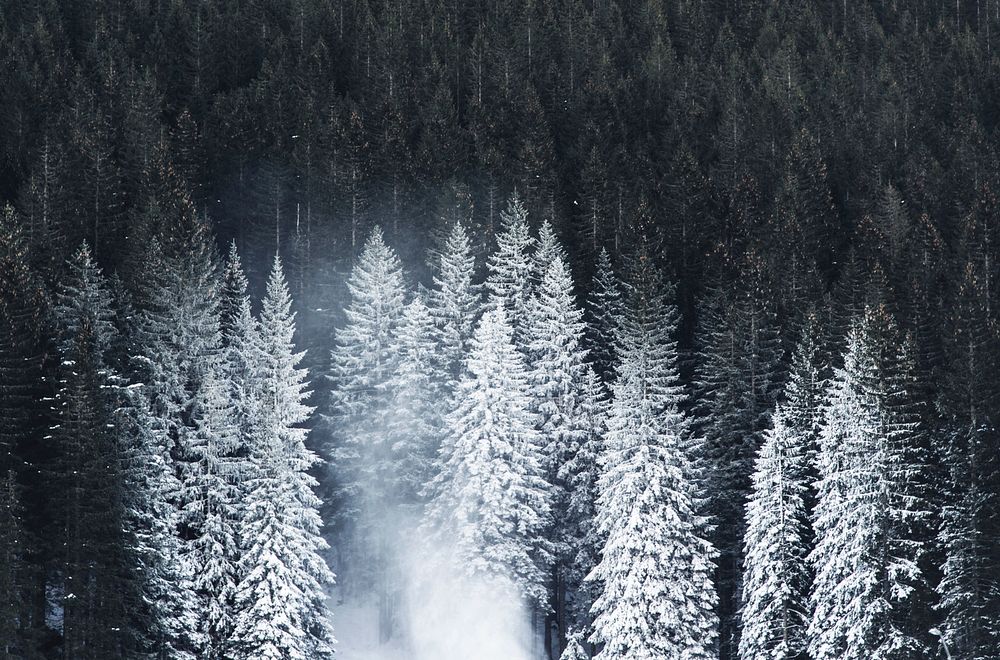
<box><xmin>526</xmin><ymin>253</ymin><xmax>591</xmax><ymax>471</ymax></box>
<box><xmin>739</xmin><ymin>313</ymin><xmax>825</xmax><ymax>660</ymax></box>
<box><xmin>232</xmin><ymin>256</ymin><xmax>335</xmax><ymax>659</ymax></box>
<box><xmin>559</xmin><ymin>628</ymin><xmax>590</xmax><ymax>660</ymax></box>
<box><xmin>485</xmin><ymin>194</ymin><xmax>535</xmax><ymax>336</ymax></box>
<box><xmin>428</xmin><ymin>220</ymin><xmax>480</xmax><ymax>388</ymax></box>
<box><xmin>389</xmin><ymin>295</ymin><xmax>444</xmax><ymax>504</ymax></box>
<box><xmin>116</xmin><ymin>382</ymin><xmax>200</xmax><ymax>659</ymax></box>
<box><xmin>181</xmin><ymin>366</ymin><xmax>242</xmax><ymax>656</ymax></box>
<box><xmin>808</xmin><ymin>306</ymin><xmax>930</xmax><ymax>660</ymax></box>
<box><xmin>558</xmin><ymin>366</ymin><xmax>608</xmax><ymax>635</ymax></box>
<box><xmin>329</xmin><ymin>226</ymin><xmax>407</xmax><ymax>577</ymax></box>
<box><xmin>532</xmin><ymin>218</ymin><xmax>567</xmax><ymax>286</ymax></box>
<box><xmin>739</xmin><ymin>409</ymin><xmax>810</xmax><ymax>660</ymax></box>
<box><xmin>588</xmin><ymin>250</ymin><xmax>718</xmax><ymax>660</ymax></box>
<box><xmin>524</xmin><ymin>250</ymin><xmax>596</xmax><ymax>641</ymax></box>
<box><xmin>424</xmin><ymin>307</ymin><xmax>553</xmax><ymax>606</ymax></box>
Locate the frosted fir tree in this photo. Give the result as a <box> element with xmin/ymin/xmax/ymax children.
<box><xmin>560</xmin><ymin>628</ymin><xmax>591</xmax><ymax>660</ymax></box>
<box><xmin>428</xmin><ymin>220</ymin><xmax>480</xmax><ymax>387</ymax></box>
<box><xmin>115</xmin><ymin>384</ymin><xmax>200</xmax><ymax>660</ymax></box>
<box><xmin>218</xmin><ymin>244</ymin><xmax>260</xmax><ymax>454</ymax></box>
<box><xmin>739</xmin><ymin>311</ymin><xmax>826</xmax><ymax>660</ymax></box>
<box><xmin>558</xmin><ymin>366</ymin><xmax>608</xmax><ymax>633</ymax></box>
<box><xmin>180</xmin><ymin>366</ymin><xmax>242</xmax><ymax>656</ymax></box>
<box><xmin>588</xmin><ymin>250</ymin><xmax>718</xmax><ymax>660</ymax></box>
<box><xmin>532</xmin><ymin>218</ymin><xmax>568</xmax><ymax>285</ymax></box>
<box><xmin>331</xmin><ymin>227</ymin><xmax>406</xmax><ymax>522</ymax></box>
<box><xmin>524</xmin><ymin>253</ymin><xmax>594</xmax><ymax>630</ymax></box>
<box><xmin>219</xmin><ymin>240</ymin><xmax>251</xmax><ymax>343</ymax></box>
<box><xmin>328</xmin><ymin>226</ymin><xmax>407</xmax><ymax>578</ymax></box>
<box><xmin>808</xmin><ymin>307</ymin><xmax>931</xmax><ymax>660</ymax></box>
<box><xmin>485</xmin><ymin>193</ymin><xmax>536</xmax><ymax>337</ymax></box>
<box><xmin>526</xmin><ymin>254</ymin><xmax>591</xmax><ymax>482</ymax></box>
<box><xmin>781</xmin><ymin>308</ymin><xmax>828</xmax><ymax>486</ymax></box>
<box><xmin>424</xmin><ymin>307</ymin><xmax>553</xmax><ymax>606</ymax></box>
<box><xmin>586</xmin><ymin>247</ymin><xmax>624</xmax><ymax>383</ymax></box>
<box><xmin>523</xmin><ymin>247</ymin><xmax>600</xmax><ymax>643</ymax></box>
<box><xmin>739</xmin><ymin>408</ymin><xmax>811</xmax><ymax>660</ymax></box>
<box><xmin>129</xmin><ymin>215</ymin><xmax>229</xmax><ymax>655</ymax></box>
<box><xmin>232</xmin><ymin>256</ymin><xmax>335</xmax><ymax>660</ymax></box>
<box><xmin>389</xmin><ymin>295</ymin><xmax>443</xmax><ymax>505</ymax></box>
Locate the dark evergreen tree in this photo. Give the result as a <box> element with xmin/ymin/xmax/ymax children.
<box><xmin>50</xmin><ymin>243</ymin><xmax>131</xmax><ymax>658</ymax></box>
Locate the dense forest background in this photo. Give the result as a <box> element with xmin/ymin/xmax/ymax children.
<box><xmin>3</xmin><ymin>0</ymin><xmax>1000</xmax><ymax>659</ymax></box>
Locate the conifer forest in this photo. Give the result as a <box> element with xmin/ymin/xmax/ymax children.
<box><xmin>3</xmin><ymin>1</ymin><xmax>1000</xmax><ymax>659</ymax></box>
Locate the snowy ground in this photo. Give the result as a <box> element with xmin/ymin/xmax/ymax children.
<box><xmin>331</xmin><ymin>599</ymin><xmax>409</xmax><ymax>660</ymax></box>
<box><xmin>330</xmin><ymin>579</ymin><xmax>539</xmax><ymax>660</ymax></box>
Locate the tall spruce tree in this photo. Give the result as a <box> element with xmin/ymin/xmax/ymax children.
<box><xmin>558</xmin><ymin>366</ymin><xmax>607</xmax><ymax>638</ymax></box>
<box><xmin>809</xmin><ymin>306</ymin><xmax>932</xmax><ymax>660</ymax></box>
<box><xmin>428</xmin><ymin>220</ymin><xmax>480</xmax><ymax>388</ymax></box>
<box><xmin>114</xmin><ymin>383</ymin><xmax>197</xmax><ymax>659</ymax></box>
<box><xmin>739</xmin><ymin>307</ymin><xmax>827</xmax><ymax>660</ymax></box>
<box><xmin>130</xmin><ymin>204</ymin><xmax>223</xmax><ymax>657</ymax></box>
<box><xmin>232</xmin><ymin>256</ymin><xmax>335</xmax><ymax>659</ymax></box>
<box><xmin>524</xmin><ymin>251</ymin><xmax>594</xmax><ymax>651</ymax></box>
<box><xmin>328</xmin><ymin>226</ymin><xmax>407</xmax><ymax>589</ymax></box>
<box><xmin>485</xmin><ymin>194</ymin><xmax>536</xmax><ymax>337</ymax></box>
<box><xmin>588</xmin><ymin>249</ymin><xmax>718</xmax><ymax>660</ymax></box>
<box><xmin>739</xmin><ymin>408</ymin><xmax>811</xmax><ymax>660</ymax></box>
<box><xmin>424</xmin><ymin>307</ymin><xmax>553</xmax><ymax>607</ymax></box>
<box><xmin>181</xmin><ymin>365</ymin><xmax>241</xmax><ymax>656</ymax></box>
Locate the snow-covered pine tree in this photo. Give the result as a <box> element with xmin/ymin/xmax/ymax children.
<box><xmin>781</xmin><ymin>308</ymin><xmax>828</xmax><ymax>493</ymax></box>
<box><xmin>50</xmin><ymin>243</ymin><xmax>131</xmax><ymax>658</ymax></box>
<box><xmin>232</xmin><ymin>256</ymin><xmax>335</xmax><ymax>660</ymax></box>
<box><xmin>424</xmin><ymin>307</ymin><xmax>553</xmax><ymax>607</ymax></box>
<box><xmin>428</xmin><ymin>220</ymin><xmax>480</xmax><ymax>388</ymax></box>
<box><xmin>588</xmin><ymin>249</ymin><xmax>718</xmax><ymax>660</ymax></box>
<box><xmin>219</xmin><ymin>240</ymin><xmax>251</xmax><ymax>343</ymax></box>
<box><xmin>558</xmin><ymin>366</ymin><xmax>607</xmax><ymax>637</ymax></box>
<box><xmin>809</xmin><ymin>306</ymin><xmax>932</xmax><ymax>660</ymax></box>
<box><xmin>129</xmin><ymin>207</ymin><xmax>224</xmax><ymax>656</ymax></box>
<box><xmin>389</xmin><ymin>294</ymin><xmax>442</xmax><ymax>506</ymax></box>
<box><xmin>218</xmin><ymin>244</ymin><xmax>260</xmax><ymax>457</ymax></box>
<box><xmin>739</xmin><ymin>307</ymin><xmax>827</xmax><ymax>660</ymax></box>
<box><xmin>739</xmin><ymin>408</ymin><xmax>811</xmax><ymax>660</ymax></box>
<box><xmin>533</xmin><ymin>218</ymin><xmax>567</xmax><ymax>285</ymax></box>
<box><xmin>180</xmin><ymin>366</ymin><xmax>241</xmax><ymax>656</ymax></box>
<box><xmin>560</xmin><ymin>628</ymin><xmax>591</xmax><ymax>660</ymax></box>
<box><xmin>485</xmin><ymin>193</ymin><xmax>535</xmax><ymax>337</ymax></box>
<box><xmin>114</xmin><ymin>383</ymin><xmax>199</xmax><ymax>659</ymax></box>
<box><xmin>524</xmin><ymin>251</ymin><xmax>594</xmax><ymax>646</ymax></box>
<box><xmin>586</xmin><ymin>247</ymin><xmax>624</xmax><ymax>383</ymax></box>
<box><xmin>328</xmin><ymin>225</ymin><xmax>407</xmax><ymax>585</ymax></box>
<box><xmin>526</xmin><ymin>254</ymin><xmax>590</xmax><ymax>489</ymax></box>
